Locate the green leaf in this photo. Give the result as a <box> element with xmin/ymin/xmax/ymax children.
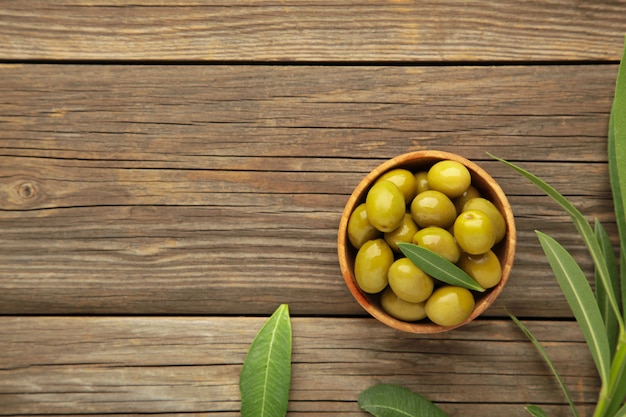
<box><xmin>599</xmin><ymin>331</ymin><xmax>626</xmax><ymax>417</ymax></box>
<box><xmin>613</xmin><ymin>39</ymin><xmax>626</xmax><ymax>245</ymax></box>
<box><xmin>608</xmin><ymin>333</ymin><xmax>626</xmax><ymax>415</ymax></box>
<box><xmin>490</xmin><ymin>153</ymin><xmax>624</xmax><ymax>332</ymax></box>
<box><xmin>240</xmin><ymin>304</ymin><xmax>292</xmax><ymax>417</ymax></box>
<box><xmin>609</xmin><ymin>107</ymin><xmax>626</xmax><ymax>321</ymax></box>
<box><xmin>359</xmin><ymin>384</ymin><xmax>449</xmax><ymax>417</ymax></box>
<box><xmin>510</xmin><ymin>314</ymin><xmax>579</xmax><ymax>417</ymax></box>
<box><xmin>609</xmin><ymin>103</ymin><xmax>626</xmax><ymax>329</ymax></box>
<box><xmin>536</xmin><ymin>231</ymin><xmax>611</xmax><ymax>386</ymax></box>
<box><xmin>595</xmin><ymin>219</ymin><xmax>620</xmax><ymax>357</ymax></box>
<box><xmin>397</xmin><ymin>242</ymin><xmax>485</xmax><ymax>292</ymax></box>
<box><xmin>524</xmin><ymin>405</ymin><xmax>550</xmax><ymax>417</ymax></box>
<box><xmin>610</xmin><ymin>38</ymin><xmax>626</xmax><ymax>322</ymax></box>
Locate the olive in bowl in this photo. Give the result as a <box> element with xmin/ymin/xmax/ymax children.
<box><xmin>337</xmin><ymin>150</ymin><xmax>516</xmax><ymax>333</ymax></box>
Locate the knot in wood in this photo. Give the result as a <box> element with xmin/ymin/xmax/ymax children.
<box><xmin>17</xmin><ymin>182</ymin><xmax>37</xmax><ymax>200</ymax></box>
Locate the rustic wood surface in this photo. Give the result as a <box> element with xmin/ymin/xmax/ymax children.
<box><xmin>1</xmin><ymin>1</ymin><xmax>625</xmax><ymax>62</ymax></box>
<box><xmin>1</xmin><ymin>1</ymin><xmax>624</xmax><ymax>416</ymax></box>
<box><xmin>0</xmin><ymin>317</ymin><xmax>599</xmax><ymax>416</ymax></box>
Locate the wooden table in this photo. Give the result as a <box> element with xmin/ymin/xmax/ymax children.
<box><xmin>1</xmin><ymin>2</ymin><xmax>624</xmax><ymax>416</ymax></box>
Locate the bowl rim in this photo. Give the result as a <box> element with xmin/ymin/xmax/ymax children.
<box><xmin>337</xmin><ymin>150</ymin><xmax>517</xmax><ymax>334</ymax></box>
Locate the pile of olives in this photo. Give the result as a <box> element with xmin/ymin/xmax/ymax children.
<box><xmin>347</xmin><ymin>159</ymin><xmax>506</xmax><ymax>327</ymax></box>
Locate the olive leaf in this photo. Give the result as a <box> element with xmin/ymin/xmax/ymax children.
<box><xmin>524</xmin><ymin>405</ymin><xmax>550</xmax><ymax>417</ymax></box>
<box><xmin>595</xmin><ymin>219</ymin><xmax>621</xmax><ymax>357</ymax></box>
<box><xmin>359</xmin><ymin>384</ymin><xmax>449</xmax><ymax>417</ymax></box>
<box><xmin>535</xmin><ymin>231</ymin><xmax>611</xmax><ymax>386</ymax></box>
<box><xmin>240</xmin><ymin>304</ymin><xmax>292</xmax><ymax>417</ymax></box>
<box><xmin>610</xmin><ymin>47</ymin><xmax>626</xmax><ymax>323</ymax></box>
<box><xmin>602</xmin><ymin>331</ymin><xmax>626</xmax><ymax>417</ymax></box>
<box><xmin>510</xmin><ymin>313</ymin><xmax>579</xmax><ymax>417</ymax></box>
<box><xmin>397</xmin><ymin>242</ymin><xmax>485</xmax><ymax>292</ymax></box>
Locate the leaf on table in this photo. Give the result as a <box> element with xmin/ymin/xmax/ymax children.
<box><xmin>525</xmin><ymin>405</ymin><xmax>550</xmax><ymax>417</ymax></box>
<box><xmin>510</xmin><ymin>313</ymin><xmax>579</xmax><ymax>417</ymax></box>
<box><xmin>240</xmin><ymin>304</ymin><xmax>292</xmax><ymax>417</ymax></box>
<box><xmin>359</xmin><ymin>384</ymin><xmax>449</xmax><ymax>417</ymax></box>
<box><xmin>397</xmin><ymin>242</ymin><xmax>485</xmax><ymax>292</ymax></box>
<box><xmin>536</xmin><ymin>231</ymin><xmax>611</xmax><ymax>386</ymax></box>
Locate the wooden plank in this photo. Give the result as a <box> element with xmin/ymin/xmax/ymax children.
<box><xmin>0</xmin><ymin>317</ymin><xmax>599</xmax><ymax>416</ymax></box>
<box><xmin>1</xmin><ymin>1</ymin><xmax>625</xmax><ymax>62</ymax></box>
<box><xmin>0</xmin><ymin>64</ymin><xmax>615</xmax><ymax>163</ymax></box>
<box><xmin>0</xmin><ymin>156</ymin><xmax>612</xmax><ymax>210</ymax></box>
<box><xmin>0</xmin><ymin>196</ymin><xmax>613</xmax><ymax>317</ymax></box>
<box><xmin>0</xmin><ymin>64</ymin><xmax>617</xmax><ymax>316</ymax></box>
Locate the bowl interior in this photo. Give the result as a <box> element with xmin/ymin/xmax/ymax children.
<box><xmin>338</xmin><ymin>150</ymin><xmax>516</xmax><ymax>333</ymax></box>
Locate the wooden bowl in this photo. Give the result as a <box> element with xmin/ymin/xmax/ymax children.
<box><xmin>337</xmin><ymin>150</ymin><xmax>516</xmax><ymax>333</ymax></box>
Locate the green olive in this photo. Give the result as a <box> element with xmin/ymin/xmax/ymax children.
<box><xmin>412</xmin><ymin>226</ymin><xmax>461</xmax><ymax>263</ymax></box>
<box><xmin>453</xmin><ymin>185</ymin><xmax>481</xmax><ymax>213</ymax></box>
<box><xmin>410</xmin><ymin>190</ymin><xmax>457</xmax><ymax>229</ymax></box>
<box><xmin>414</xmin><ymin>171</ymin><xmax>429</xmax><ymax>194</ymax></box>
<box><xmin>377</xmin><ymin>168</ymin><xmax>417</xmax><ymax>203</ymax></box>
<box><xmin>366</xmin><ymin>180</ymin><xmax>406</xmax><ymax>233</ymax></box>
<box><xmin>427</xmin><ymin>160</ymin><xmax>471</xmax><ymax>198</ymax></box>
<box><xmin>462</xmin><ymin>197</ymin><xmax>506</xmax><ymax>243</ymax></box>
<box><xmin>354</xmin><ymin>238</ymin><xmax>394</xmax><ymax>294</ymax></box>
<box><xmin>388</xmin><ymin>257</ymin><xmax>434</xmax><ymax>303</ymax></box>
<box><xmin>384</xmin><ymin>213</ymin><xmax>419</xmax><ymax>252</ymax></box>
<box><xmin>425</xmin><ymin>286</ymin><xmax>475</xmax><ymax>327</ymax></box>
<box><xmin>458</xmin><ymin>250</ymin><xmax>502</xmax><ymax>289</ymax></box>
<box><xmin>453</xmin><ymin>209</ymin><xmax>496</xmax><ymax>255</ymax></box>
<box><xmin>348</xmin><ymin>203</ymin><xmax>381</xmax><ymax>249</ymax></box>
<box><xmin>381</xmin><ymin>286</ymin><xmax>427</xmax><ymax>322</ymax></box>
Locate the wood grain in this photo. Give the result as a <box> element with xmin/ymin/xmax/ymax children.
<box><xmin>1</xmin><ymin>1</ymin><xmax>625</xmax><ymax>62</ymax></box>
<box><xmin>0</xmin><ymin>64</ymin><xmax>615</xmax><ymax>163</ymax></box>
<box><xmin>0</xmin><ymin>316</ymin><xmax>599</xmax><ymax>417</ymax></box>
<box><xmin>0</xmin><ymin>64</ymin><xmax>616</xmax><ymax>316</ymax></box>
<box><xmin>1</xmin><ymin>1</ymin><xmax>620</xmax><ymax>416</ymax></box>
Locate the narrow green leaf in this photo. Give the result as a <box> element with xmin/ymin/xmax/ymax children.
<box><xmin>613</xmin><ymin>39</ymin><xmax>626</xmax><ymax>242</ymax></box>
<box><xmin>610</xmin><ymin>38</ymin><xmax>626</xmax><ymax>322</ymax></box>
<box><xmin>536</xmin><ymin>231</ymin><xmax>611</xmax><ymax>385</ymax></box>
<box><xmin>615</xmin><ymin>402</ymin><xmax>626</xmax><ymax>417</ymax></box>
<box><xmin>359</xmin><ymin>384</ymin><xmax>449</xmax><ymax>417</ymax></box>
<box><xmin>600</xmin><ymin>331</ymin><xmax>626</xmax><ymax>417</ymax></box>
<box><xmin>524</xmin><ymin>405</ymin><xmax>550</xmax><ymax>417</ymax></box>
<box><xmin>240</xmin><ymin>304</ymin><xmax>292</xmax><ymax>417</ymax></box>
<box><xmin>397</xmin><ymin>242</ymin><xmax>485</xmax><ymax>292</ymax></box>
<box><xmin>490</xmin><ymin>153</ymin><xmax>624</xmax><ymax>331</ymax></box>
<box><xmin>510</xmin><ymin>314</ymin><xmax>579</xmax><ymax>417</ymax></box>
<box><xmin>595</xmin><ymin>219</ymin><xmax>620</xmax><ymax>357</ymax></box>
<box><xmin>609</xmin><ymin>103</ymin><xmax>626</xmax><ymax>329</ymax></box>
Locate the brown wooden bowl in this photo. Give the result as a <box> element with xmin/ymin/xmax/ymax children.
<box><xmin>337</xmin><ymin>150</ymin><xmax>516</xmax><ymax>333</ymax></box>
